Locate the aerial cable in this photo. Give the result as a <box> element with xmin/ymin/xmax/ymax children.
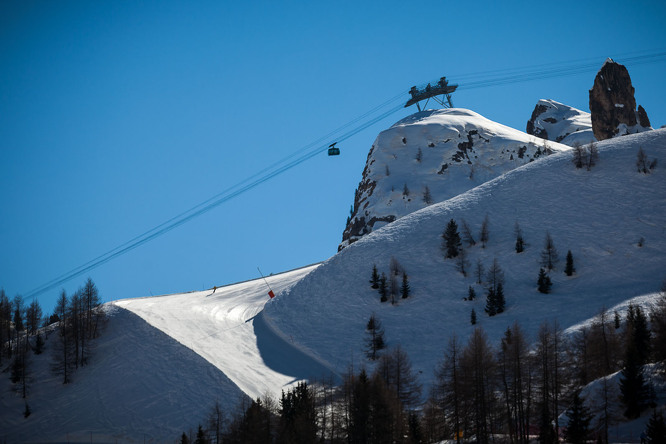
<box><xmin>23</xmin><ymin>102</ymin><xmax>405</xmax><ymax>300</ymax></box>
<box><xmin>23</xmin><ymin>48</ymin><xmax>665</xmax><ymax>300</ymax></box>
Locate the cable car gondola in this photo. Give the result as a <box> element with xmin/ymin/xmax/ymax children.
<box><xmin>328</xmin><ymin>142</ymin><xmax>340</xmax><ymax>156</ymax></box>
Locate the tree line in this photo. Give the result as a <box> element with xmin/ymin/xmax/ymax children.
<box><xmin>181</xmin><ymin>288</ymin><xmax>666</xmax><ymax>443</ymax></box>
<box><xmin>1</xmin><ymin>278</ymin><xmax>106</xmax><ymax>417</ymax></box>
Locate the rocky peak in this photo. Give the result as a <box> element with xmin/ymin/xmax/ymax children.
<box><xmin>339</xmin><ymin>109</ymin><xmax>569</xmax><ymax>251</ymax></box>
<box><xmin>589</xmin><ymin>58</ymin><xmax>651</xmax><ymax>140</ymax></box>
<box><xmin>526</xmin><ymin>99</ymin><xmax>596</xmax><ymax>146</ymax></box>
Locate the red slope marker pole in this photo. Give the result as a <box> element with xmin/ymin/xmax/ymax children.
<box><xmin>257</xmin><ymin>267</ymin><xmax>275</xmax><ymax>298</ymax></box>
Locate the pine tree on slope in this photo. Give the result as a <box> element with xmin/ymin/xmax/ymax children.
<box><xmin>564</xmin><ymin>391</ymin><xmax>592</xmax><ymax>444</ymax></box>
<box><xmin>564</xmin><ymin>250</ymin><xmax>575</xmax><ymax>276</ymax></box>
<box><xmin>442</xmin><ymin>219</ymin><xmax>462</xmax><ymax>258</ymax></box>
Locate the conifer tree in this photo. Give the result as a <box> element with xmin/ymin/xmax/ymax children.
<box><xmin>645</xmin><ymin>410</ymin><xmax>666</xmax><ymax>443</ymax></box>
<box><xmin>540</xmin><ymin>231</ymin><xmax>559</xmax><ymax>270</ymax></box>
<box><xmin>620</xmin><ymin>344</ymin><xmax>650</xmax><ymax>419</ymax></box>
<box><xmin>485</xmin><ymin>288</ymin><xmax>497</xmax><ymax>317</ymax></box>
<box><xmin>401</xmin><ymin>272</ymin><xmax>410</xmax><ymax>299</ymax></box>
<box><xmin>537</xmin><ymin>268</ymin><xmax>552</xmax><ymax>294</ymax></box>
<box><xmin>468</xmin><ymin>286</ymin><xmax>476</xmax><ymax>301</ymax></box>
<box><xmin>456</xmin><ymin>247</ymin><xmax>469</xmax><ymax>277</ymax></box>
<box><xmin>626</xmin><ymin>304</ymin><xmax>651</xmax><ymax>366</ymax></box>
<box><xmin>495</xmin><ymin>283</ymin><xmax>505</xmax><ymax>314</ymax></box>
<box><xmin>475</xmin><ymin>259</ymin><xmax>484</xmax><ymax>285</ymax></box>
<box><xmin>637</xmin><ymin>147</ymin><xmax>649</xmax><ymax>173</ymax></box>
<box><xmin>370</xmin><ymin>265</ymin><xmax>380</xmax><ymax>289</ymax></box>
<box><xmin>442</xmin><ymin>219</ymin><xmax>462</xmax><ymax>258</ymax></box>
<box><xmin>480</xmin><ymin>214</ymin><xmax>489</xmax><ymax>248</ymax></box>
<box><xmin>651</xmin><ymin>288</ymin><xmax>666</xmax><ymax>364</ymax></box>
<box><xmin>564</xmin><ymin>392</ymin><xmax>592</xmax><ymax>444</ymax></box>
<box><xmin>34</xmin><ymin>332</ymin><xmax>44</xmax><ymax>355</ymax></box>
<box><xmin>470</xmin><ymin>309</ymin><xmax>477</xmax><ymax>325</ymax></box>
<box><xmin>461</xmin><ymin>219</ymin><xmax>476</xmax><ymax>247</ymax></box>
<box><xmin>194</xmin><ymin>425</ymin><xmax>209</xmax><ymax>444</ymax></box>
<box><xmin>564</xmin><ymin>250</ymin><xmax>575</xmax><ymax>276</ymax></box>
<box><xmin>378</xmin><ymin>273</ymin><xmax>388</xmax><ymax>303</ymax></box>
<box><xmin>423</xmin><ymin>185</ymin><xmax>433</xmax><ymax>204</ymax></box>
<box><xmin>515</xmin><ymin>222</ymin><xmax>525</xmax><ymax>253</ymax></box>
<box><xmin>620</xmin><ymin>304</ymin><xmax>652</xmax><ymax>418</ymax></box>
<box><xmin>403</xmin><ymin>183</ymin><xmax>410</xmax><ymax>197</ymax></box>
<box><xmin>366</xmin><ymin>314</ymin><xmax>386</xmax><ymax>360</ymax></box>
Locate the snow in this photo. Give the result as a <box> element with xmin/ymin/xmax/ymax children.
<box><xmin>3</xmin><ymin>116</ymin><xmax>664</xmax><ymax>441</ymax></box>
<box><xmin>341</xmin><ymin>108</ymin><xmax>569</xmax><ymax>248</ymax></box>
<box><xmin>530</xmin><ymin>99</ymin><xmax>596</xmax><ymax>146</ymax></box>
<box><xmin>1</xmin><ymin>265</ymin><xmax>331</xmax><ymax>442</ymax></box>
<box><xmin>114</xmin><ymin>263</ymin><xmax>333</xmax><ymax>402</ymax></box>
<box><xmin>265</xmin><ymin>128</ymin><xmax>666</xmax><ymax>396</ymax></box>
<box><xmin>1</xmin><ymin>306</ymin><xmax>247</xmax><ymax>442</ymax></box>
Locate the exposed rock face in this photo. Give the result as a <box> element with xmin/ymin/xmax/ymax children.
<box><xmin>339</xmin><ymin>108</ymin><xmax>569</xmax><ymax>250</ymax></box>
<box><xmin>589</xmin><ymin>58</ymin><xmax>652</xmax><ymax>140</ymax></box>
<box><xmin>526</xmin><ymin>99</ymin><xmax>596</xmax><ymax>146</ymax></box>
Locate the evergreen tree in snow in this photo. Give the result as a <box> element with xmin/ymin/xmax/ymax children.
<box><xmin>620</xmin><ymin>304</ymin><xmax>652</xmax><ymax>419</ymax></box>
<box><xmin>456</xmin><ymin>247</ymin><xmax>469</xmax><ymax>277</ymax></box>
<box><xmin>470</xmin><ymin>308</ymin><xmax>477</xmax><ymax>325</ymax></box>
<box><xmin>468</xmin><ymin>285</ymin><xmax>476</xmax><ymax>301</ymax></box>
<box><xmin>563</xmin><ymin>391</ymin><xmax>592</xmax><ymax>444</ymax></box>
<box><xmin>403</xmin><ymin>183</ymin><xmax>410</xmax><ymax>197</ymax></box>
<box><xmin>514</xmin><ymin>221</ymin><xmax>524</xmax><ymax>253</ymax></box>
<box><xmin>479</xmin><ymin>214</ymin><xmax>489</xmax><ymax>248</ymax></box>
<box><xmin>423</xmin><ymin>185</ymin><xmax>433</xmax><ymax>204</ymax></box>
<box><xmin>564</xmin><ymin>250</ymin><xmax>575</xmax><ymax>276</ymax></box>
<box><xmin>485</xmin><ymin>288</ymin><xmax>497</xmax><ymax>317</ymax></box>
<box><xmin>378</xmin><ymin>273</ymin><xmax>388</xmax><ymax>303</ymax></box>
<box><xmin>195</xmin><ymin>424</ymin><xmax>209</xmax><ymax>444</ymax></box>
<box><xmin>540</xmin><ymin>231</ymin><xmax>559</xmax><ymax>270</ymax></box>
<box><xmin>652</xmin><ymin>288</ymin><xmax>666</xmax><ymax>364</ymax></box>
<box><xmin>475</xmin><ymin>259</ymin><xmax>484</xmax><ymax>285</ymax></box>
<box><xmin>537</xmin><ymin>268</ymin><xmax>552</xmax><ymax>294</ymax></box>
<box><xmin>401</xmin><ymin>272</ymin><xmax>410</xmax><ymax>299</ymax></box>
<box><xmin>645</xmin><ymin>410</ymin><xmax>666</xmax><ymax>444</ymax></box>
<box><xmin>495</xmin><ymin>283</ymin><xmax>505</xmax><ymax>314</ymax></box>
<box><xmin>370</xmin><ymin>264</ymin><xmax>380</xmax><ymax>289</ymax></box>
<box><xmin>484</xmin><ymin>259</ymin><xmax>504</xmax><ymax>316</ymax></box>
<box><xmin>626</xmin><ymin>304</ymin><xmax>651</xmax><ymax>366</ymax></box>
<box><xmin>461</xmin><ymin>218</ymin><xmax>476</xmax><ymax>247</ymax></box>
<box><xmin>442</xmin><ymin>219</ymin><xmax>462</xmax><ymax>259</ymax></box>
<box><xmin>637</xmin><ymin>147</ymin><xmax>649</xmax><ymax>173</ymax></box>
<box><xmin>365</xmin><ymin>314</ymin><xmax>386</xmax><ymax>361</ymax></box>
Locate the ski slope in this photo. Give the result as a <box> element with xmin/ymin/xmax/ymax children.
<box><xmin>115</xmin><ymin>263</ymin><xmax>336</xmax><ymax>402</ymax></box>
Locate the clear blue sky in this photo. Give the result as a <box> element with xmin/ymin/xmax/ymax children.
<box><xmin>2</xmin><ymin>0</ymin><xmax>665</xmax><ymax>315</ymax></box>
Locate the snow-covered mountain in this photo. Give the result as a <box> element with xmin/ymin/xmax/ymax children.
<box><xmin>526</xmin><ymin>98</ymin><xmax>597</xmax><ymax>146</ymax></box>
<box><xmin>339</xmin><ymin>108</ymin><xmax>569</xmax><ymax>250</ymax></box>
<box><xmin>265</xmin><ymin>127</ymin><xmax>666</xmax><ymax>396</ymax></box>
<box><xmin>3</xmin><ymin>114</ymin><xmax>664</xmax><ymax>442</ymax></box>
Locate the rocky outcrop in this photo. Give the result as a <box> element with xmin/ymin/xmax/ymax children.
<box><xmin>589</xmin><ymin>58</ymin><xmax>651</xmax><ymax>140</ymax></box>
<box><xmin>339</xmin><ymin>108</ymin><xmax>570</xmax><ymax>250</ymax></box>
<box><xmin>526</xmin><ymin>99</ymin><xmax>596</xmax><ymax>146</ymax></box>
